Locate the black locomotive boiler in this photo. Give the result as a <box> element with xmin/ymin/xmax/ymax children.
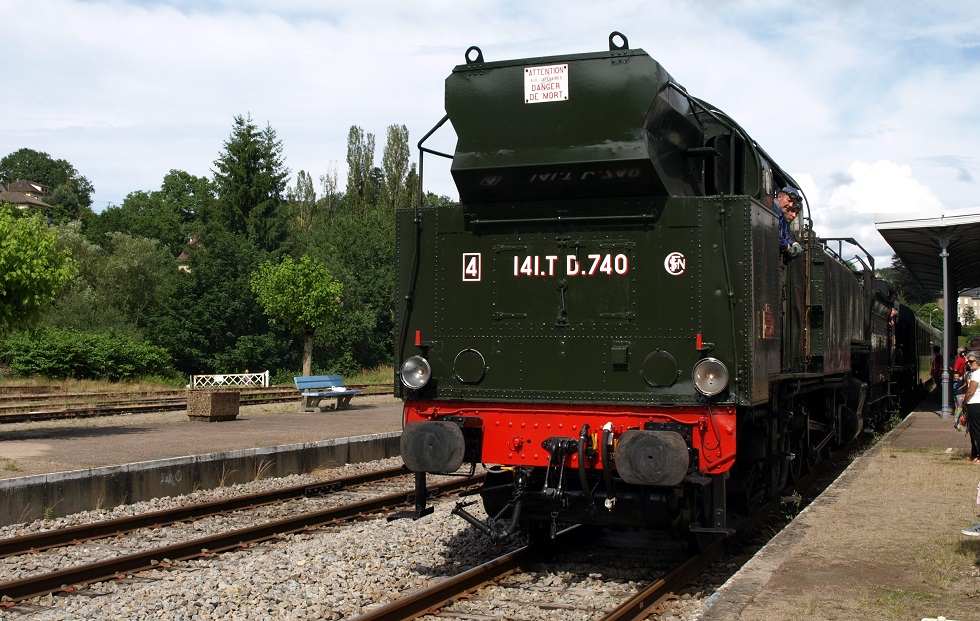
<box><xmin>394</xmin><ymin>33</ymin><xmax>936</xmax><ymax>543</ymax></box>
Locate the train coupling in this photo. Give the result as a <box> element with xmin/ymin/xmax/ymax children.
<box><xmin>452</xmin><ymin>498</ymin><xmax>524</xmax><ymax>541</ymax></box>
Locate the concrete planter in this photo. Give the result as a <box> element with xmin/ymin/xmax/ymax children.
<box><xmin>187</xmin><ymin>389</ymin><xmax>240</xmax><ymax>422</ymax></box>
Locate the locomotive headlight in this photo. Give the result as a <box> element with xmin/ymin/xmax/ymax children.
<box><xmin>692</xmin><ymin>357</ymin><xmax>729</xmax><ymax>396</ymax></box>
<box><xmin>400</xmin><ymin>356</ymin><xmax>432</xmax><ymax>389</ymax></box>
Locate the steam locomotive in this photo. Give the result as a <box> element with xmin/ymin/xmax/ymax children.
<box><xmin>394</xmin><ymin>33</ymin><xmax>937</xmax><ymax>543</ymax></box>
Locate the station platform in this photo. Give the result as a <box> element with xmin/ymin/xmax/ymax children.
<box><xmin>0</xmin><ymin>395</ymin><xmax>404</xmax><ymax>525</ymax></box>
<box><xmin>0</xmin><ymin>394</ymin><xmax>403</xmax><ymax>479</ymax></box>
<box><xmin>700</xmin><ymin>405</ymin><xmax>979</xmax><ymax>621</ymax></box>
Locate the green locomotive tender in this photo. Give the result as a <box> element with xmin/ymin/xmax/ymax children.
<box><xmin>395</xmin><ymin>33</ymin><xmax>918</xmax><ymax>542</ymax></box>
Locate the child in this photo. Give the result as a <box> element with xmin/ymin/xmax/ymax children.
<box><xmin>962</xmin><ymin>480</ymin><xmax>980</xmax><ymax>536</ymax></box>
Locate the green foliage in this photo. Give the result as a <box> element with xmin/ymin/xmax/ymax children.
<box><xmin>4</xmin><ymin>115</ymin><xmax>419</xmax><ymax>382</ymax></box>
<box><xmin>308</xmin><ymin>201</ymin><xmax>395</xmax><ymax>372</ymax></box>
<box><xmin>381</xmin><ymin>124</ymin><xmax>411</xmax><ymax>210</ymax></box>
<box><xmin>89</xmin><ymin>190</ymin><xmax>186</xmax><ymax>255</ymax></box>
<box><xmin>251</xmin><ymin>255</ymin><xmax>342</xmax><ymax>335</ymax></box>
<box><xmin>44</xmin><ymin>224</ymin><xmax>176</xmax><ymax>332</ymax></box>
<box><xmin>885</xmin><ymin>255</ymin><xmax>939</xmax><ymax>305</ymax></box>
<box><xmin>210</xmin><ymin>115</ymin><xmax>290</xmax><ymax>252</ymax></box>
<box><xmin>286</xmin><ymin>170</ymin><xmax>318</xmax><ymax>241</ymax></box>
<box><xmin>0</xmin><ymin>148</ymin><xmax>94</xmax><ymax>208</ymax></box>
<box><xmin>963</xmin><ymin>306</ymin><xmax>977</xmax><ymax>327</ymax></box>
<box><xmin>345</xmin><ymin>125</ymin><xmax>377</xmax><ymax>213</ymax></box>
<box><xmin>962</xmin><ymin>321</ymin><xmax>980</xmax><ymax>340</ymax></box>
<box><xmin>0</xmin><ymin>211</ymin><xmax>75</xmax><ymax>333</ymax></box>
<box><xmin>252</xmin><ymin>255</ymin><xmax>342</xmax><ymax>376</ymax></box>
<box><xmin>142</xmin><ymin>232</ymin><xmax>293</xmax><ymax>375</ymax></box>
<box><xmin>908</xmin><ymin>301</ymin><xmax>942</xmax><ymax>329</ymax></box>
<box><xmin>4</xmin><ymin>327</ymin><xmax>176</xmax><ymax>381</ymax></box>
<box><xmin>159</xmin><ymin>169</ymin><xmax>214</xmax><ymax>226</ymax></box>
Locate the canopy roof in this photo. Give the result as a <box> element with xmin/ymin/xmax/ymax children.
<box><xmin>874</xmin><ymin>212</ymin><xmax>980</xmax><ymax>294</ymax></box>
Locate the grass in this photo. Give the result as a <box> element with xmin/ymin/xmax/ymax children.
<box><xmin>347</xmin><ymin>365</ymin><xmax>394</xmax><ymax>386</ymax></box>
<box><xmin>2</xmin><ymin>460</ymin><xmax>21</xmax><ymax>472</ymax></box>
<box><xmin>2</xmin><ymin>366</ymin><xmax>395</xmax><ymax>394</ymax></box>
<box><xmin>866</xmin><ymin>585</ymin><xmax>939</xmax><ymax>618</ymax></box>
<box><xmin>919</xmin><ymin>537</ymin><xmax>969</xmax><ymax>589</ymax></box>
<box><xmin>0</xmin><ymin>376</ymin><xmax>181</xmax><ymax>394</ymax></box>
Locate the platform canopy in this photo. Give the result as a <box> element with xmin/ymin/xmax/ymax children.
<box><xmin>875</xmin><ymin>210</ymin><xmax>980</xmax><ymax>419</ymax></box>
<box><xmin>874</xmin><ymin>211</ymin><xmax>980</xmax><ymax>294</ymax></box>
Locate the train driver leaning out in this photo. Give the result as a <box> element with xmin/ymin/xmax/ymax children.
<box><xmin>774</xmin><ymin>186</ymin><xmax>803</xmax><ymax>257</ymax></box>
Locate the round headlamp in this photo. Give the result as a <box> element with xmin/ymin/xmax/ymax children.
<box><xmin>692</xmin><ymin>357</ymin><xmax>729</xmax><ymax>396</ymax></box>
<box><xmin>399</xmin><ymin>356</ymin><xmax>432</xmax><ymax>390</ymax></box>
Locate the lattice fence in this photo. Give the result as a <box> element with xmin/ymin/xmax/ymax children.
<box><xmin>189</xmin><ymin>370</ymin><xmax>270</xmax><ymax>388</ymax></box>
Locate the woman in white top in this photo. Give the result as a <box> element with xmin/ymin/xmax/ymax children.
<box><xmin>964</xmin><ymin>353</ymin><xmax>980</xmax><ymax>462</ymax></box>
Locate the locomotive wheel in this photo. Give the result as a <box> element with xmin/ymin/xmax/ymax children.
<box><xmin>787</xmin><ymin>425</ymin><xmax>810</xmax><ymax>484</ymax></box>
<box><xmin>743</xmin><ymin>465</ymin><xmax>768</xmax><ymax>513</ymax></box>
<box><xmin>772</xmin><ymin>428</ymin><xmax>794</xmax><ymax>494</ymax></box>
<box><xmin>788</xmin><ymin>436</ymin><xmax>805</xmax><ymax>483</ymax></box>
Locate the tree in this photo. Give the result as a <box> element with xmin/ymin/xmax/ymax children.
<box><xmin>318</xmin><ymin>162</ymin><xmax>340</xmax><ymax>216</ymax></box>
<box><xmin>0</xmin><ymin>148</ymin><xmax>94</xmax><ymax>209</ymax></box>
<box><xmin>381</xmin><ymin>124</ymin><xmax>411</xmax><ymax>210</ymax></box>
<box><xmin>964</xmin><ymin>307</ymin><xmax>977</xmax><ymax>327</ymax></box>
<box><xmin>143</xmin><ymin>232</ymin><xmax>291</xmax><ymax>375</ymax></box>
<box><xmin>91</xmin><ymin>190</ymin><xmax>185</xmax><ymax>255</ymax></box>
<box><xmin>251</xmin><ymin>255</ymin><xmax>342</xmax><ymax>376</ymax></box>
<box><xmin>98</xmin><ymin>233</ymin><xmax>177</xmax><ymax>328</ymax></box>
<box><xmin>345</xmin><ymin>125</ymin><xmax>376</xmax><ymax>214</ymax></box>
<box><xmin>158</xmin><ymin>169</ymin><xmax>214</xmax><ymax>227</ymax></box>
<box><xmin>286</xmin><ymin>170</ymin><xmax>317</xmax><ymax>239</ymax></box>
<box><xmin>887</xmin><ymin>254</ymin><xmax>939</xmax><ymax>305</ymax></box>
<box><xmin>910</xmin><ymin>301</ymin><xmax>942</xmax><ymax>329</ymax></box>
<box><xmin>211</xmin><ymin>115</ymin><xmax>290</xmax><ymax>251</ymax></box>
<box><xmin>0</xmin><ymin>210</ymin><xmax>75</xmax><ymax>333</ymax></box>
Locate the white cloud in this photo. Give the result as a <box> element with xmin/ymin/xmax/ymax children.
<box><xmin>829</xmin><ymin>161</ymin><xmax>943</xmax><ymax>215</ymax></box>
<box><xmin>3</xmin><ymin>0</ymin><xmax>979</xmax><ymax>267</ymax></box>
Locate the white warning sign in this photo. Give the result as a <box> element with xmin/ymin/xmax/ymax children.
<box><xmin>524</xmin><ymin>64</ymin><xmax>568</xmax><ymax>104</ymax></box>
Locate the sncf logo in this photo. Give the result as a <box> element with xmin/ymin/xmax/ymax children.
<box><xmin>664</xmin><ymin>252</ymin><xmax>686</xmax><ymax>276</ymax></box>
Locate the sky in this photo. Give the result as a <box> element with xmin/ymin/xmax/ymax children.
<box><xmin>3</xmin><ymin>0</ymin><xmax>979</xmax><ymax>268</ymax></box>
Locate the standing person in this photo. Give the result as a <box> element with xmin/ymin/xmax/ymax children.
<box><xmin>962</xmin><ymin>480</ymin><xmax>980</xmax><ymax>536</ymax></box>
<box><xmin>954</xmin><ymin>348</ymin><xmax>967</xmax><ymax>379</ymax></box>
<box><xmin>931</xmin><ymin>345</ymin><xmax>943</xmax><ymax>388</ymax></box>
<box><xmin>963</xmin><ymin>353</ymin><xmax>980</xmax><ymax>463</ymax></box>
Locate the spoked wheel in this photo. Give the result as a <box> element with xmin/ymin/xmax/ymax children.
<box><xmin>788</xmin><ymin>433</ymin><xmax>807</xmax><ymax>483</ymax></box>
<box><xmin>743</xmin><ymin>464</ymin><xmax>768</xmax><ymax>513</ymax></box>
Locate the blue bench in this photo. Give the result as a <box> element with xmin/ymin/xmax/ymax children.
<box><xmin>294</xmin><ymin>375</ymin><xmax>362</xmax><ymax>412</ymax></box>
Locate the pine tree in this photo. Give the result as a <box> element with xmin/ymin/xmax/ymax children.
<box><xmin>211</xmin><ymin>115</ymin><xmax>290</xmax><ymax>251</ymax></box>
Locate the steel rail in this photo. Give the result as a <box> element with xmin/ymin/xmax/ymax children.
<box><xmin>0</xmin><ymin>475</ymin><xmax>483</xmax><ymax>603</ymax></box>
<box><xmin>347</xmin><ymin>527</ymin><xmax>583</xmax><ymax>621</ymax></box>
<box><xmin>0</xmin><ymin>467</ymin><xmax>407</xmax><ymax>558</ymax></box>
<box><xmin>598</xmin><ymin>444</ymin><xmax>848</xmax><ymax>620</ymax></box>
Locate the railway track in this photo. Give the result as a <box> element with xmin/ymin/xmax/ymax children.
<box><xmin>0</xmin><ymin>468</ymin><xmax>483</xmax><ymax>605</ymax></box>
<box><xmin>0</xmin><ymin>384</ymin><xmax>391</xmax><ymax>423</ymax></box>
<box><xmin>348</xmin><ymin>446</ymin><xmax>848</xmax><ymax>621</ymax></box>
<box><xmin>348</xmin><ymin>525</ymin><xmax>718</xmax><ymax>621</ymax></box>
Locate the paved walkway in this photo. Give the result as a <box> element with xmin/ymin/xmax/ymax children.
<box><xmin>700</xmin><ymin>406</ymin><xmax>979</xmax><ymax>621</ymax></box>
<box><xmin>0</xmin><ymin>395</ymin><xmax>403</xmax><ymax>479</ymax></box>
